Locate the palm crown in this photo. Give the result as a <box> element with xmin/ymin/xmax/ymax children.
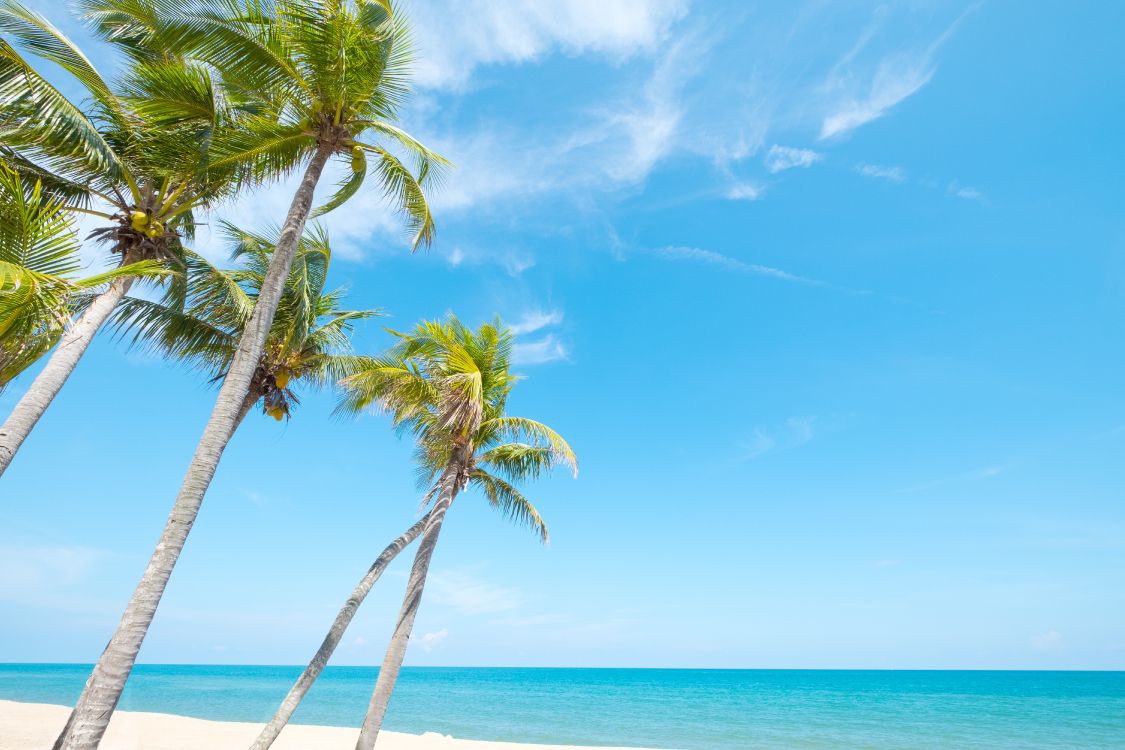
<box><xmin>108</xmin><ymin>0</ymin><xmax>448</xmax><ymax>247</ymax></box>
<box><xmin>0</xmin><ymin>0</ymin><xmax>249</xmax><ymax>264</ymax></box>
<box><xmin>339</xmin><ymin>316</ymin><xmax>577</xmax><ymax>541</ymax></box>
<box><xmin>0</xmin><ymin>166</ymin><xmax>161</xmax><ymax>386</ymax></box>
<box><xmin>111</xmin><ymin>223</ymin><xmax>378</xmax><ymax>420</ymax></box>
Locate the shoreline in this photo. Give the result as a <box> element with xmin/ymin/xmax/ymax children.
<box><xmin>0</xmin><ymin>701</ymin><xmax>660</xmax><ymax>750</ymax></box>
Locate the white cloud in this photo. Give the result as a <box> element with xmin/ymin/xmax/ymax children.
<box><xmin>513</xmin><ymin>334</ymin><xmax>569</xmax><ymax>365</ymax></box>
<box><xmin>1030</xmin><ymin>629</ymin><xmax>1062</xmax><ymax>650</ymax></box>
<box><xmin>507</xmin><ymin>309</ymin><xmax>568</xmax><ymax>365</ymax></box>
<box><xmin>968</xmin><ymin>464</ymin><xmax>1005</xmax><ymax>479</ymax></box>
<box><xmin>406</xmin><ymin>0</ymin><xmax>688</xmax><ymax>90</ymax></box>
<box><xmin>786</xmin><ymin>415</ymin><xmax>817</xmax><ymax>444</ymax></box>
<box><xmin>905</xmin><ymin>462</ymin><xmax>1009</xmax><ymax>493</ymax></box>
<box><xmin>819</xmin><ymin>9</ymin><xmax>972</xmax><ymax>139</ymax></box>
<box><xmin>416</xmin><ymin>629</ymin><xmax>450</xmax><ymax>651</ymax></box>
<box><xmin>396</xmin><ymin>26</ymin><xmax>704</xmax><ymax>225</ymax></box>
<box><xmin>0</xmin><ymin>545</ymin><xmax>104</xmax><ymax>600</ymax></box>
<box><xmin>656</xmin><ymin>246</ymin><xmax>818</xmax><ymax>285</ymax></box>
<box><xmin>741</xmin><ymin>429</ymin><xmax>777</xmax><ymax>459</ymax></box>
<box><xmin>594</xmin><ymin>30</ymin><xmax>703</xmax><ymax>183</ymax></box>
<box><xmin>855</xmin><ymin>163</ymin><xmax>906</xmax><ymax>182</ymax></box>
<box><xmin>444</xmin><ymin>243</ymin><xmax>537</xmax><ymax>276</ymax></box>
<box><xmin>948</xmin><ymin>183</ymin><xmax>984</xmax><ymax>201</ymax></box>
<box><xmin>764</xmin><ymin>145</ymin><xmax>823</xmax><ymax>173</ymax></box>
<box><xmin>509</xmin><ymin>309</ymin><xmax>564</xmax><ymax>335</ymax></box>
<box><xmin>820</xmin><ymin>58</ymin><xmax>935</xmax><ymax>139</ymax></box>
<box><xmin>428</xmin><ymin>570</ymin><xmax>521</xmax><ymax>615</ymax></box>
<box><xmin>726</xmin><ymin>182</ymin><xmax>765</xmax><ymax>201</ymax></box>
<box><xmin>740</xmin><ymin>416</ymin><xmax>817</xmax><ymax>460</ymax></box>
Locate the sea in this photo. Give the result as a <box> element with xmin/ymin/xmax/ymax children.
<box><xmin>1</xmin><ymin>665</ymin><xmax>1123</xmax><ymax>749</ymax></box>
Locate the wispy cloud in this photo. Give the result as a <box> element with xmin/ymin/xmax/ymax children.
<box><xmin>764</xmin><ymin>145</ymin><xmax>823</xmax><ymax>173</ymax></box>
<box><xmin>786</xmin><ymin>415</ymin><xmax>817</xmax><ymax>443</ymax></box>
<box><xmin>655</xmin><ymin>246</ymin><xmax>821</xmax><ymax>286</ymax></box>
<box><xmin>595</xmin><ymin>28</ymin><xmax>705</xmax><ymax>183</ymax></box>
<box><xmin>726</xmin><ymin>182</ymin><xmax>765</xmax><ymax>201</ymax></box>
<box><xmin>428</xmin><ymin>570</ymin><xmax>521</xmax><ymax>615</ymax></box>
<box><xmin>445</xmin><ymin>244</ymin><xmax>537</xmax><ymax>276</ymax></box>
<box><xmin>740</xmin><ymin>416</ymin><xmax>818</xmax><ymax>460</ymax></box>
<box><xmin>820</xmin><ymin>58</ymin><xmax>936</xmax><ymax>140</ymax></box>
<box><xmin>513</xmin><ymin>334</ymin><xmax>569</xmax><ymax>365</ymax></box>
<box><xmin>416</xmin><ymin>629</ymin><xmax>450</xmax><ymax>651</ymax></box>
<box><xmin>510</xmin><ymin>309</ymin><xmax>564</xmax><ymax>335</ymax></box>
<box><xmin>406</xmin><ymin>0</ymin><xmax>688</xmax><ymax>90</ymax></box>
<box><xmin>948</xmin><ymin>182</ymin><xmax>984</xmax><ymax>201</ymax></box>
<box><xmin>509</xmin><ymin>309</ymin><xmax>569</xmax><ymax>365</ymax></box>
<box><xmin>0</xmin><ymin>544</ymin><xmax>105</xmax><ymax>601</ymax></box>
<box><xmin>819</xmin><ymin>8</ymin><xmax>973</xmax><ymax>139</ymax></box>
<box><xmin>906</xmin><ymin>462</ymin><xmax>1009</xmax><ymax>493</ymax></box>
<box><xmin>741</xmin><ymin>429</ymin><xmax>778</xmax><ymax>460</ymax></box>
<box><xmin>855</xmin><ymin>163</ymin><xmax>906</xmax><ymax>182</ymax></box>
<box><xmin>1030</xmin><ymin>629</ymin><xmax>1062</xmax><ymax>650</ymax></box>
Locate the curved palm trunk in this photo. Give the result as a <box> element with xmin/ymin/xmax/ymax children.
<box><xmin>53</xmin><ymin>142</ymin><xmax>335</xmax><ymax>750</ymax></box>
<box><xmin>250</xmin><ymin>511</ymin><xmax>433</xmax><ymax>750</ymax></box>
<box><xmin>49</xmin><ymin>386</ymin><xmax>261</xmax><ymax>749</ymax></box>
<box><xmin>0</xmin><ymin>275</ymin><xmax>133</xmax><ymax>476</ymax></box>
<box><xmin>354</xmin><ymin>476</ymin><xmax>459</xmax><ymax>750</ymax></box>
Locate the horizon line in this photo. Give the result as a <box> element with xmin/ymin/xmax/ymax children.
<box><xmin>3</xmin><ymin>663</ymin><xmax>1122</xmax><ymax>673</ymax></box>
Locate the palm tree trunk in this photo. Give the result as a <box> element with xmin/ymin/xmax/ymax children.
<box><xmin>0</xmin><ymin>275</ymin><xmax>133</xmax><ymax>476</ymax></box>
<box><xmin>53</xmin><ymin>142</ymin><xmax>335</xmax><ymax>750</ymax></box>
<box><xmin>354</xmin><ymin>476</ymin><xmax>459</xmax><ymax>750</ymax></box>
<box><xmin>250</xmin><ymin>511</ymin><xmax>433</xmax><ymax>750</ymax></box>
<box><xmin>48</xmin><ymin>386</ymin><xmax>261</xmax><ymax>749</ymax></box>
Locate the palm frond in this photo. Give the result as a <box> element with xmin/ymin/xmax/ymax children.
<box><xmin>481</xmin><ymin>416</ymin><xmax>578</xmax><ymax>477</ymax></box>
<box><xmin>470</xmin><ymin>469</ymin><xmax>549</xmax><ymax>543</ymax></box>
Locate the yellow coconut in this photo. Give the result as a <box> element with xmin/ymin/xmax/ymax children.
<box><xmin>130</xmin><ymin>211</ymin><xmax>149</xmax><ymax>231</ymax></box>
<box><xmin>350</xmin><ymin>145</ymin><xmax>364</xmax><ymax>173</ymax></box>
<box><xmin>274</xmin><ymin>370</ymin><xmax>290</xmax><ymax>389</ymax></box>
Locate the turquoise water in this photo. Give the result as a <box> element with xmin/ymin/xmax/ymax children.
<box><xmin>1</xmin><ymin>665</ymin><xmax>1123</xmax><ymax>749</ymax></box>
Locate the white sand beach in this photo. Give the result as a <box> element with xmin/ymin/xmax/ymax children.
<box><xmin>0</xmin><ymin>701</ymin><xmax>652</xmax><ymax>750</ymax></box>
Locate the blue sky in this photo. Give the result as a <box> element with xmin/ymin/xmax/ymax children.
<box><xmin>2</xmin><ymin>0</ymin><xmax>1124</xmax><ymax>670</ymax></box>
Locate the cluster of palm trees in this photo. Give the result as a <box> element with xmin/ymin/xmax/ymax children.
<box><xmin>0</xmin><ymin>1</ymin><xmax>577</xmax><ymax>749</ymax></box>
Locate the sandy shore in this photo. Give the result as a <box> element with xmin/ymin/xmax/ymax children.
<box><xmin>0</xmin><ymin>700</ymin><xmax>653</xmax><ymax>750</ymax></box>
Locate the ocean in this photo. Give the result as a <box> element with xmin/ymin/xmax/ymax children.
<box><xmin>1</xmin><ymin>665</ymin><xmax>1122</xmax><ymax>749</ymax></box>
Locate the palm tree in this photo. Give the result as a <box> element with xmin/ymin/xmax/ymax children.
<box><xmin>0</xmin><ymin>165</ymin><xmax>163</xmax><ymax>389</ymax></box>
<box><xmin>110</xmin><ymin>222</ymin><xmax>377</xmax><ymax>428</ymax></box>
<box><xmin>52</xmin><ymin>1</ymin><xmax>444</xmax><ymax>745</ymax></box>
<box><xmin>250</xmin><ymin>511</ymin><xmax>431</xmax><ymax>750</ymax></box>
<box><xmin>336</xmin><ymin>317</ymin><xmax>577</xmax><ymax>750</ymax></box>
<box><xmin>0</xmin><ymin>0</ymin><xmax>244</xmax><ymax>474</ymax></box>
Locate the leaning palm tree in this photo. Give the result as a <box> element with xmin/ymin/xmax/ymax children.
<box><xmin>110</xmin><ymin>222</ymin><xmax>377</xmax><ymax>428</ymax></box>
<box><xmin>250</xmin><ymin>513</ymin><xmax>430</xmax><ymax>749</ymax></box>
<box><xmin>53</xmin><ymin>1</ymin><xmax>444</xmax><ymax>746</ymax></box>
<box><xmin>336</xmin><ymin>317</ymin><xmax>577</xmax><ymax>750</ymax></box>
<box><xmin>0</xmin><ymin>0</ymin><xmax>245</xmax><ymax>474</ymax></box>
<box><xmin>0</xmin><ymin>165</ymin><xmax>164</xmax><ymax>388</ymax></box>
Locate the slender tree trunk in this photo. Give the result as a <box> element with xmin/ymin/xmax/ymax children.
<box><xmin>354</xmin><ymin>475</ymin><xmax>459</xmax><ymax>750</ymax></box>
<box><xmin>250</xmin><ymin>511</ymin><xmax>433</xmax><ymax>750</ymax></box>
<box><xmin>48</xmin><ymin>386</ymin><xmax>262</xmax><ymax>748</ymax></box>
<box><xmin>53</xmin><ymin>142</ymin><xmax>335</xmax><ymax>750</ymax></box>
<box><xmin>0</xmin><ymin>275</ymin><xmax>133</xmax><ymax>476</ymax></box>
